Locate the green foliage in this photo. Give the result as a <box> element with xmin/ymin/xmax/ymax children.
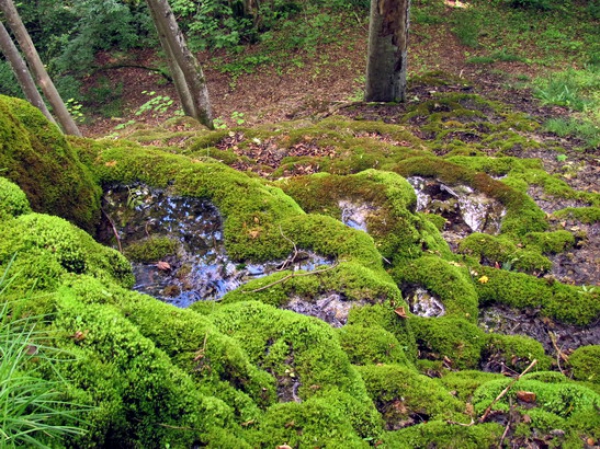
<box><xmin>0</xmin><ymin>62</ymin><xmax>23</xmax><ymax>98</ymax></box>
<box><xmin>136</xmin><ymin>91</ymin><xmax>175</xmax><ymax>117</ymax></box>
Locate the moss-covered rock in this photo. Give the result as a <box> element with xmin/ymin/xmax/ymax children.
<box><xmin>0</xmin><ymin>213</ymin><xmax>133</xmax><ymax>293</ymax></box>
<box><xmin>483</xmin><ymin>334</ymin><xmax>553</xmax><ymax>372</ymax></box>
<box><xmin>411</xmin><ymin>316</ymin><xmax>488</xmax><ymax>369</ymax></box>
<box><xmin>357</xmin><ymin>364</ymin><xmax>471</xmax><ymax>429</ymax></box>
<box><xmin>569</xmin><ymin>345</ymin><xmax>600</xmax><ymax>384</ymax></box>
<box><xmin>0</xmin><ymin>176</ymin><xmax>31</xmax><ymax>219</ymax></box>
<box><xmin>0</xmin><ymin>95</ymin><xmax>101</xmax><ymax>232</ymax></box>
<box><xmin>338</xmin><ymin>324</ymin><xmax>412</xmax><ymax>366</ymax></box>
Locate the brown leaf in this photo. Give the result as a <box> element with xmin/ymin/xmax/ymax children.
<box><xmin>156</xmin><ymin>261</ymin><xmax>171</xmax><ymax>271</ymax></box>
<box><xmin>516</xmin><ymin>391</ymin><xmax>536</xmax><ymax>403</ymax></box>
<box><xmin>277</xmin><ymin>446</ymin><xmax>293</xmax><ymax>449</ymax></box>
<box><xmin>105</xmin><ymin>160</ymin><xmax>117</xmax><ymax>167</ymax></box>
<box><xmin>26</xmin><ymin>344</ymin><xmax>39</xmax><ymax>355</ymax></box>
<box><xmin>249</xmin><ymin>229</ymin><xmax>261</xmax><ymax>239</ymax></box>
<box><xmin>394</xmin><ymin>307</ymin><xmax>407</xmax><ymax>318</ymax></box>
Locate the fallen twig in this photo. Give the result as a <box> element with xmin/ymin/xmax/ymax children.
<box><xmin>548</xmin><ymin>331</ymin><xmax>568</xmax><ymax>375</ymax></box>
<box><xmin>497</xmin><ymin>397</ymin><xmax>513</xmax><ymax>448</ymax></box>
<box><xmin>246</xmin><ymin>263</ymin><xmax>339</xmax><ymax>293</ymax></box>
<box><xmin>478</xmin><ymin>359</ymin><xmax>537</xmax><ymax>424</ymax></box>
<box><xmin>101</xmin><ymin>208</ymin><xmax>123</xmax><ymax>253</ymax></box>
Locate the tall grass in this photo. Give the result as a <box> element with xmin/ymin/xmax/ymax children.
<box><xmin>0</xmin><ymin>258</ymin><xmax>87</xmax><ymax>448</ymax></box>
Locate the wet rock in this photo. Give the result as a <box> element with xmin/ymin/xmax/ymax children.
<box><xmin>339</xmin><ymin>200</ymin><xmax>376</xmax><ymax>232</ymax></box>
<box><xmin>403</xmin><ymin>286</ymin><xmax>445</xmax><ymax>318</ymax></box>
<box><xmin>285</xmin><ymin>293</ymin><xmax>366</xmax><ymax>327</ymax></box>
<box><xmin>407</xmin><ymin>176</ymin><xmax>505</xmax><ymax>248</ymax></box>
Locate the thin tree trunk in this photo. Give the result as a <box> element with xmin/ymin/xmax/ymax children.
<box><xmin>145</xmin><ymin>0</ymin><xmax>214</xmax><ymax>129</ymax></box>
<box><xmin>0</xmin><ymin>0</ymin><xmax>81</xmax><ymax>136</ymax></box>
<box><xmin>0</xmin><ymin>20</ymin><xmax>57</xmax><ymax>126</ymax></box>
<box><xmin>145</xmin><ymin>0</ymin><xmax>195</xmax><ymax>117</ymax></box>
<box><xmin>365</xmin><ymin>0</ymin><xmax>411</xmax><ymax>103</ymax></box>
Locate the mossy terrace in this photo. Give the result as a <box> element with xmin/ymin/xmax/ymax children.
<box><xmin>1</xmin><ymin>72</ymin><xmax>599</xmax><ymax>448</ymax></box>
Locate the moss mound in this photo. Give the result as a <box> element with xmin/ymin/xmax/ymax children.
<box><xmin>0</xmin><ymin>96</ymin><xmax>101</xmax><ymax>232</ymax></box>
<box><xmin>0</xmin><ymin>176</ymin><xmax>31</xmax><ymax>219</ymax></box>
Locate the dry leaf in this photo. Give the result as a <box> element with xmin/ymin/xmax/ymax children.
<box><xmin>249</xmin><ymin>229</ymin><xmax>261</xmax><ymax>239</ymax></box>
<box><xmin>394</xmin><ymin>307</ymin><xmax>407</xmax><ymax>318</ymax></box>
<box><xmin>478</xmin><ymin>275</ymin><xmax>489</xmax><ymax>284</ymax></box>
<box><xmin>277</xmin><ymin>446</ymin><xmax>293</xmax><ymax>449</ymax></box>
<box><xmin>156</xmin><ymin>261</ymin><xmax>171</xmax><ymax>271</ymax></box>
<box><xmin>516</xmin><ymin>391</ymin><xmax>536</xmax><ymax>403</ymax></box>
<box><xmin>105</xmin><ymin>160</ymin><xmax>117</xmax><ymax>167</ymax></box>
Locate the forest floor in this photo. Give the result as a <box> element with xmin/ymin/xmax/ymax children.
<box><xmin>78</xmin><ymin>5</ymin><xmax>555</xmax><ymax>138</ymax></box>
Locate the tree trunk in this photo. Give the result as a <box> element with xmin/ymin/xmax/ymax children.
<box><xmin>0</xmin><ymin>20</ymin><xmax>57</xmax><ymax>126</ymax></box>
<box><xmin>0</xmin><ymin>0</ymin><xmax>81</xmax><ymax>136</ymax></box>
<box><xmin>145</xmin><ymin>0</ymin><xmax>195</xmax><ymax>117</ymax></box>
<box><xmin>145</xmin><ymin>0</ymin><xmax>214</xmax><ymax>129</ymax></box>
<box><xmin>364</xmin><ymin>0</ymin><xmax>411</xmax><ymax>103</ymax></box>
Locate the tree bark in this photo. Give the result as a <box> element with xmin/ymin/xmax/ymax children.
<box><xmin>145</xmin><ymin>0</ymin><xmax>214</xmax><ymax>129</ymax></box>
<box><xmin>0</xmin><ymin>0</ymin><xmax>81</xmax><ymax>136</ymax></box>
<box><xmin>0</xmin><ymin>20</ymin><xmax>57</xmax><ymax>126</ymax></box>
<box><xmin>145</xmin><ymin>0</ymin><xmax>195</xmax><ymax>117</ymax></box>
<box><xmin>365</xmin><ymin>0</ymin><xmax>411</xmax><ymax>103</ymax></box>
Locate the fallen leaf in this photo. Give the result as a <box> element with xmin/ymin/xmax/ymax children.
<box><xmin>478</xmin><ymin>275</ymin><xmax>489</xmax><ymax>284</ymax></box>
<box><xmin>516</xmin><ymin>391</ymin><xmax>536</xmax><ymax>403</ymax></box>
<box><xmin>277</xmin><ymin>445</ymin><xmax>293</xmax><ymax>449</ymax></box>
<box><xmin>105</xmin><ymin>160</ymin><xmax>117</xmax><ymax>167</ymax></box>
<box><xmin>394</xmin><ymin>307</ymin><xmax>407</xmax><ymax>318</ymax></box>
<box><xmin>249</xmin><ymin>229</ymin><xmax>261</xmax><ymax>239</ymax></box>
<box><xmin>156</xmin><ymin>261</ymin><xmax>171</xmax><ymax>271</ymax></box>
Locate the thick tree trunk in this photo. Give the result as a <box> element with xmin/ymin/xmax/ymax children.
<box><xmin>365</xmin><ymin>0</ymin><xmax>411</xmax><ymax>103</ymax></box>
<box><xmin>0</xmin><ymin>20</ymin><xmax>57</xmax><ymax>125</ymax></box>
<box><xmin>0</xmin><ymin>0</ymin><xmax>81</xmax><ymax>136</ymax></box>
<box><xmin>146</xmin><ymin>0</ymin><xmax>214</xmax><ymax>129</ymax></box>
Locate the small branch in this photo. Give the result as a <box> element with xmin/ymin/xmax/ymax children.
<box><xmin>277</xmin><ymin>225</ymin><xmax>300</xmax><ymax>270</ymax></box>
<box><xmin>497</xmin><ymin>397</ymin><xmax>513</xmax><ymax>448</ymax></box>
<box><xmin>246</xmin><ymin>263</ymin><xmax>339</xmax><ymax>293</ymax></box>
<box><xmin>101</xmin><ymin>208</ymin><xmax>123</xmax><ymax>253</ymax></box>
<box><xmin>89</xmin><ymin>63</ymin><xmax>173</xmax><ymax>82</ymax></box>
<box><xmin>478</xmin><ymin>359</ymin><xmax>537</xmax><ymax>424</ymax></box>
<box><xmin>548</xmin><ymin>331</ymin><xmax>568</xmax><ymax>375</ymax></box>
<box><xmin>447</xmin><ymin>418</ymin><xmax>475</xmax><ymax>427</ymax></box>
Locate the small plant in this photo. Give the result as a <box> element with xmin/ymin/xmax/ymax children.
<box><xmin>231</xmin><ymin>111</ymin><xmax>245</xmax><ymax>125</ymax></box>
<box><xmin>0</xmin><ymin>258</ymin><xmax>88</xmax><ymax>447</ymax></box>
<box><xmin>213</xmin><ymin>117</ymin><xmax>227</xmax><ymax>129</ymax></box>
<box><xmin>556</xmin><ymin>154</ymin><xmax>567</xmax><ymax>162</ymax></box>
<box><xmin>65</xmin><ymin>98</ymin><xmax>85</xmax><ymax>123</ymax></box>
<box><xmin>136</xmin><ymin>91</ymin><xmax>175</xmax><ymax>117</ymax></box>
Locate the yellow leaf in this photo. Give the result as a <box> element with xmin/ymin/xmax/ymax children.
<box><xmin>478</xmin><ymin>275</ymin><xmax>489</xmax><ymax>284</ymax></box>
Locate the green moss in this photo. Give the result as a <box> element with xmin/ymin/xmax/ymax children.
<box><xmin>357</xmin><ymin>364</ymin><xmax>471</xmax><ymax>427</ymax></box>
<box><xmin>338</xmin><ymin>324</ymin><xmax>411</xmax><ymax>367</ymax></box>
<box><xmin>392</xmin><ymin>256</ymin><xmax>479</xmax><ymax>320</ymax></box>
<box><xmin>521</xmin><ymin>230</ymin><xmax>576</xmax><ymax>253</ymax></box>
<box><xmin>553</xmin><ymin>207</ymin><xmax>600</xmax><ymax>224</ymax></box>
<box><xmin>474</xmin><ymin>267</ymin><xmax>600</xmax><ymax>325</ymax></box>
<box><xmin>0</xmin><ymin>176</ymin><xmax>31</xmax><ymax>219</ymax></box>
<box><xmin>52</xmin><ymin>288</ymin><xmax>249</xmax><ymax>448</ymax></box>
<box><xmin>346</xmin><ymin>303</ymin><xmax>418</xmax><ymax>363</ymax></box>
<box><xmin>459</xmin><ymin>233</ymin><xmax>553</xmax><ymax>275</ymax></box>
<box><xmin>483</xmin><ymin>334</ymin><xmax>553</xmax><ymax>372</ymax></box>
<box><xmin>247</xmin><ymin>393</ymin><xmax>380</xmax><ymax>448</ymax></box>
<box><xmin>569</xmin><ymin>345</ymin><xmax>600</xmax><ymax>384</ymax></box>
<box><xmin>411</xmin><ymin>316</ymin><xmax>487</xmax><ymax>369</ymax></box>
<box><xmin>124</xmin><ymin>236</ymin><xmax>178</xmax><ymax>263</ymax></box>
<box><xmin>473</xmin><ymin>377</ymin><xmax>600</xmax><ymax>420</ymax></box>
<box><xmin>381</xmin><ymin>421</ymin><xmax>503</xmax><ymax>448</ymax></box>
<box><xmin>0</xmin><ymin>95</ymin><xmax>101</xmax><ymax>232</ymax></box>
<box><xmin>440</xmin><ymin>370</ymin><xmax>505</xmax><ymax>401</ymax></box>
<box><xmin>0</xmin><ymin>213</ymin><xmax>133</xmax><ymax>293</ymax></box>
